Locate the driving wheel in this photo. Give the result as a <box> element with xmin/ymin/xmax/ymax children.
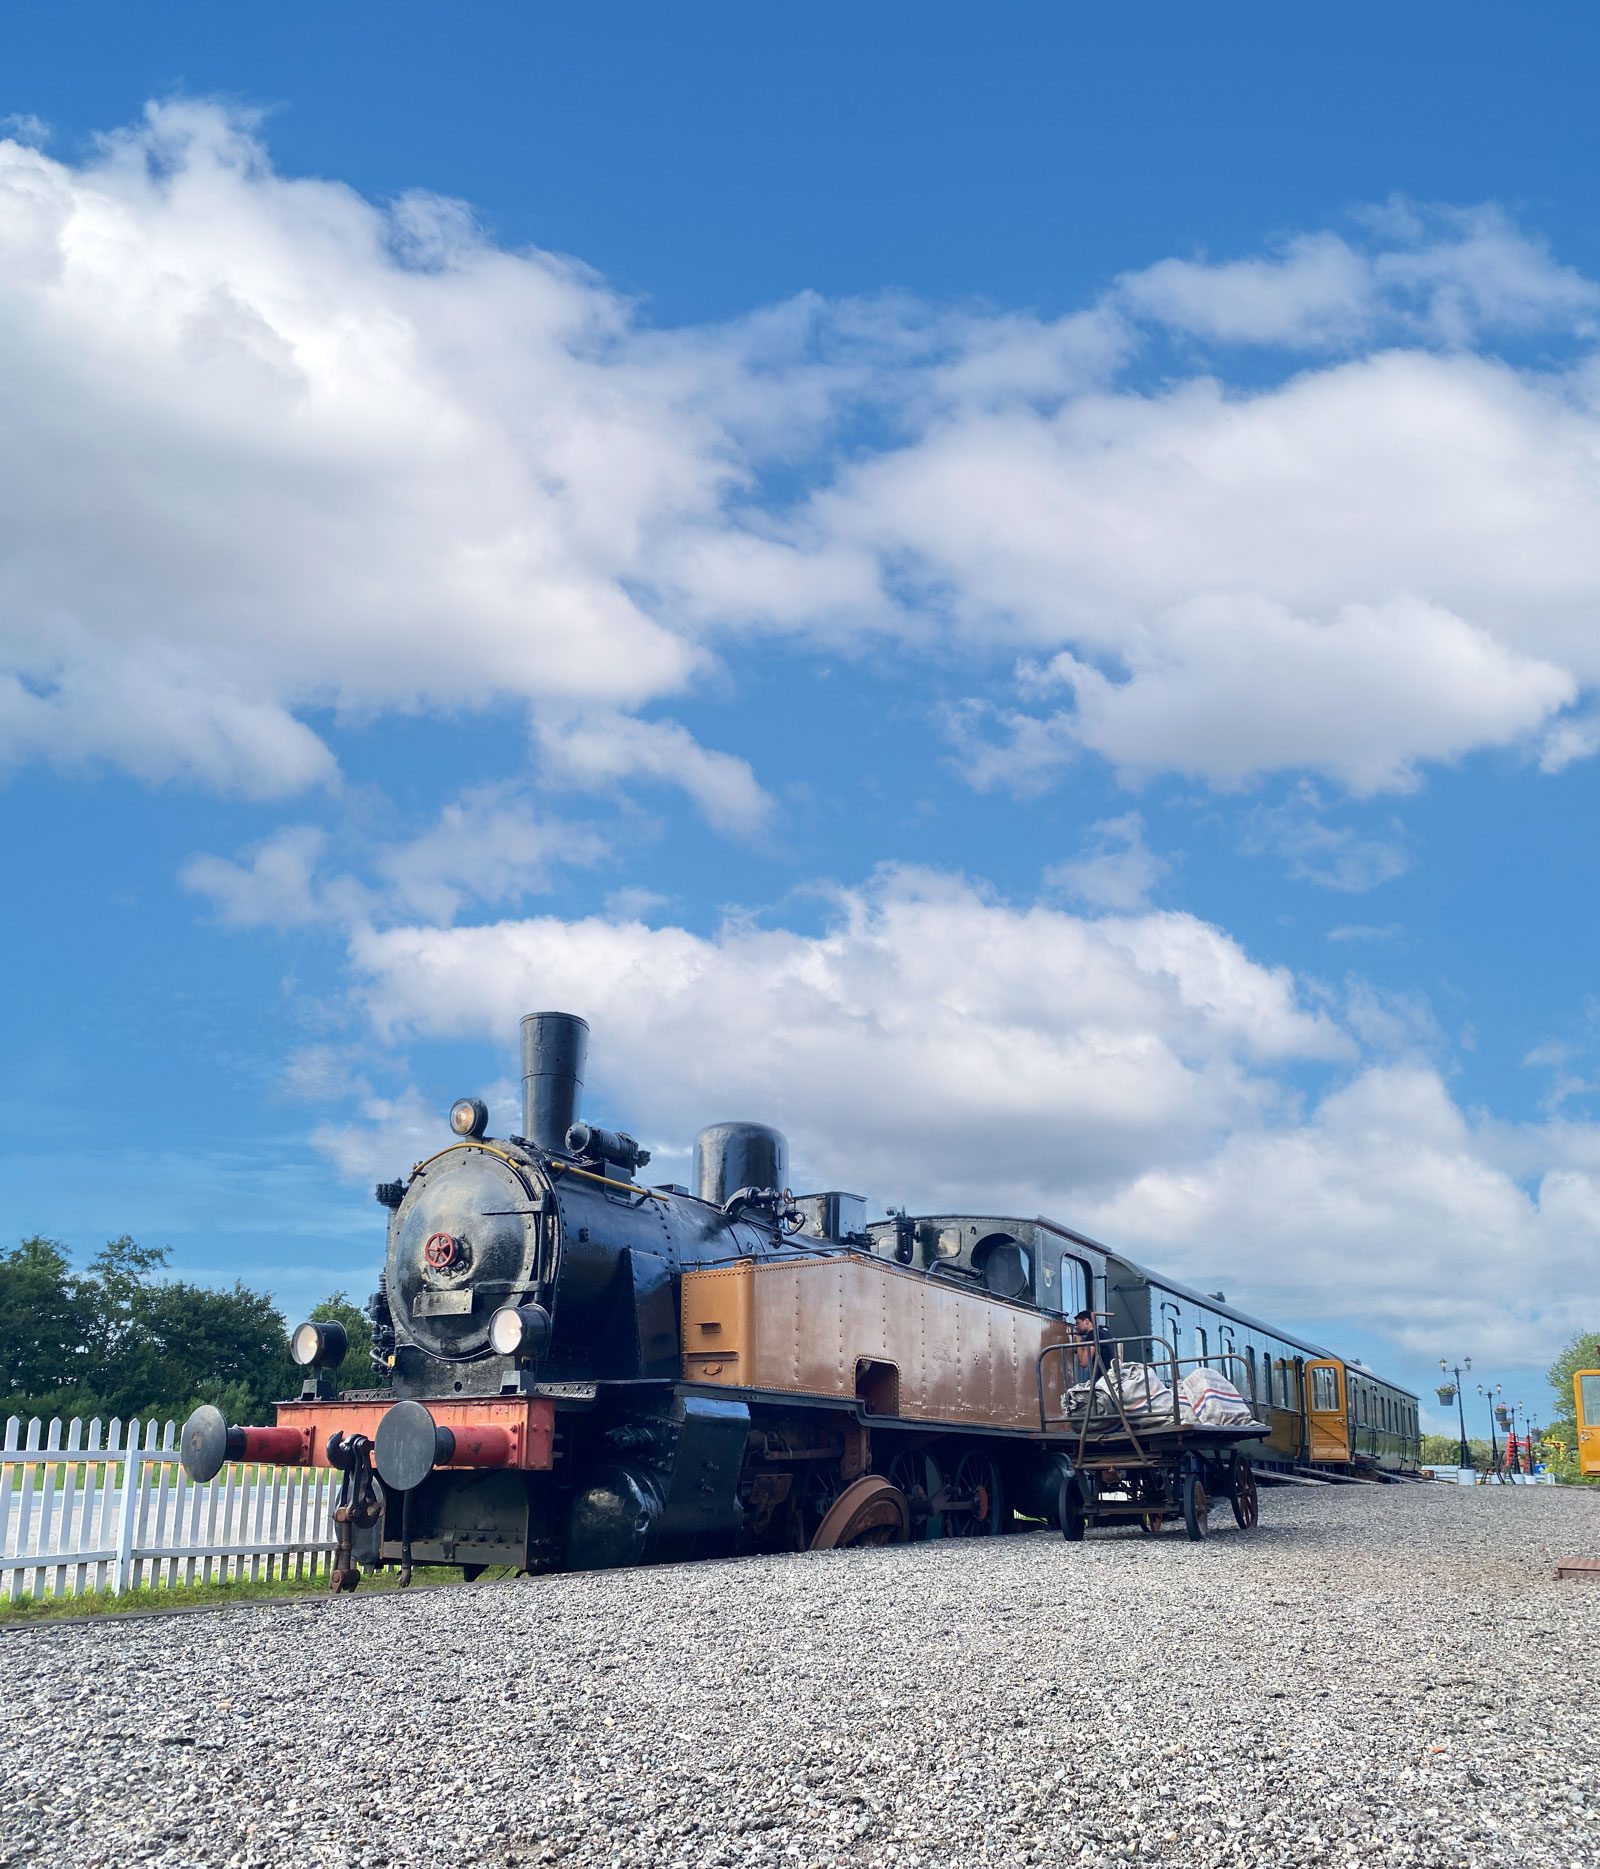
<box><xmin>809</xmin><ymin>1476</ymin><xmax>911</xmax><ymax>1549</ymax></box>
<box><xmin>884</xmin><ymin>1448</ymin><xmax>943</xmax><ymax>1540</ymax></box>
<box><xmin>944</xmin><ymin>1450</ymin><xmax>1004</xmax><ymax>1538</ymax></box>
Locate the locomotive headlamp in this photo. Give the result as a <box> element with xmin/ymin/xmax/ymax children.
<box><xmin>489</xmin><ymin>1303</ymin><xmax>551</xmax><ymax>1362</ymax></box>
<box><xmin>290</xmin><ymin>1319</ymin><xmax>349</xmax><ymax>1369</ymax></box>
<box><xmin>450</xmin><ymin>1097</ymin><xmax>489</xmax><ymax>1139</ymax></box>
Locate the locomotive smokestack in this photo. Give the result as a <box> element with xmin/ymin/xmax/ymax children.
<box><xmin>520</xmin><ymin>1012</ymin><xmax>589</xmax><ymax>1152</ymax></box>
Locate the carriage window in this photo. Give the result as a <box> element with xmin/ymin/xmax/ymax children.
<box><xmin>1579</xmin><ymin>1374</ymin><xmax>1600</xmax><ymax>1424</ymax></box>
<box><xmin>1195</xmin><ymin>1326</ymin><xmax>1209</xmax><ymax>1363</ymax></box>
<box><xmin>1311</xmin><ymin>1366</ymin><xmax>1339</xmax><ymax>1411</ymax></box>
<box><xmin>1245</xmin><ymin>1346</ymin><xmax>1258</xmax><ymax>1401</ymax></box>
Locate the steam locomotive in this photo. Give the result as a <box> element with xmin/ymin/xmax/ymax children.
<box><xmin>179</xmin><ymin>1012</ymin><xmax>1418</xmax><ymax>1580</ymax></box>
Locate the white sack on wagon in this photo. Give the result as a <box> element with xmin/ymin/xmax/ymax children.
<box><xmin>1180</xmin><ymin>1367</ymin><xmax>1256</xmax><ymax>1426</ymax></box>
<box><xmin>1096</xmin><ymin>1360</ymin><xmax>1177</xmax><ymax>1420</ymax></box>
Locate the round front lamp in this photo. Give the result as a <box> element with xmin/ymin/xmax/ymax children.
<box><xmin>290</xmin><ymin>1319</ymin><xmax>349</xmax><ymax>1369</ymax></box>
<box><xmin>450</xmin><ymin>1097</ymin><xmax>489</xmax><ymax>1138</ymax></box>
<box><xmin>488</xmin><ymin>1303</ymin><xmax>551</xmax><ymax>1363</ymax></box>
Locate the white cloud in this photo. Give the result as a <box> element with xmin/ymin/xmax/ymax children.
<box><xmin>311</xmin><ymin>1076</ymin><xmax>522</xmax><ymax>1182</ymax></box>
<box><xmin>1111</xmin><ymin>206</ymin><xmax>1600</xmax><ymax>352</ymax></box>
<box><xmin>182</xmin><ymin>786</ymin><xmax>605</xmax><ymax>930</ymax></box>
<box><xmin>0</xmin><ymin>107</ymin><xmax>758</xmax><ymax>795</ymax></box>
<box><xmin>1539</xmin><ymin>709</ymin><xmax>1600</xmax><ymax>774</ymax></box>
<box><xmin>1032</xmin><ymin>595</ymin><xmax>1572</xmax><ymax>795</ymax></box>
<box><xmin>1117</xmin><ymin>231</ymin><xmax>1374</xmax><ymax>348</ymax></box>
<box><xmin>0</xmin><ymin>650</ymin><xmax>337</xmax><ymax>798</ymax></box>
<box><xmin>8</xmin><ymin>108</ymin><xmax>1600</xmax><ymax>812</ymax></box>
<box><xmin>1240</xmin><ymin>785</ymin><xmax>1413</xmax><ymax>892</ymax></box>
<box><xmin>375</xmin><ymin>787</ymin><xmax>607</xmax><ymax>923</ymax></box>
<box><xmin>344</xmin><ymin>868</ymin><xmax>1347</xmax><ymax>1200</ymax></box>
<box><xmin>181</xmin><ymin>826</ymin><xmax>340</xmax><ymax>928</ymax></box>
<box><xmin>534</xmin><ymin>714</ymin><xmax>773</xmax><ymax>835</ymax></box>
<box><xmin>277</xmin><ymin>1044</ymin><xmax>370</xmax><ymax>1105</ymax></box>
<box><xmin>1082</xmin><ymin>1064</ymin><xmax>1600</xmax><ymax>1363</ymax></box>
<box><xmin>1045</xmin><ymin>812</ymin><xmax>1167</xmax><ymax>911</ymax></box>
<box><xmin>1</xmin><ymin>114</ymin><xmax>50</xmax><ymax>149</ymax></box>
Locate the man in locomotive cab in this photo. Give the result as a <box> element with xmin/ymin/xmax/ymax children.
<box><xmin>1072</xmin><ymin>1309</ymin><xmax>1116</xmax><ymax>1380</ymax></box>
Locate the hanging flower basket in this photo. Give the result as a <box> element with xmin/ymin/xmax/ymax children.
<box><xmin>1495</xmin><ymin>1406</ymin><xmax>1512</xmax><ymax>1431</ymax></box>
<box><xmin>1435</xmin><ymin>1383</ymin><xmax>1457</xmax><ymax>1404</ymax></box>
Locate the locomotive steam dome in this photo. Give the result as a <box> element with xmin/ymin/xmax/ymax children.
<box><xmin>389</xmin><ymin>1145</ymin><xmax>545</xmax><ymax>1361</ymax></box>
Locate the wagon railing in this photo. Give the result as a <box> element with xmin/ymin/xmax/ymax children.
<box><xmin>1035</xmin><ymin>1335</ymin><xmax>1265</xmax><ymax>1461</ymax></box>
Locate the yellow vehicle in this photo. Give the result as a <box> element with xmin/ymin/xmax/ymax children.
<box><xmin>1575</xmin><ymin>1367</ymin><xmax>1600</xmax><ymax>1476</ymax></box>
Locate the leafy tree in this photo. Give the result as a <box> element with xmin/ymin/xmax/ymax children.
<box><xmin>1421</xmin><ymin>1433</ymin><xmax>1494</xmax><ymax>1467</ymax></box>
<box><xmin>0</xmin><ymin>1237</ymin><xmax>97</xmax><ymax>1416</ymax></box>
<box><xmin>1</xmin><ymin>1235</ymin><xmax>297</xmax><ymax>1422</ymax></box>
<box><xmin>133</xmin><ymin>1278</ymin><xmax>295</xmax><ymax>1420</ymax></box>
<box><xmin>1546</xmin><ymin>1327</ymin><xmax>1600</xmax><ymax>1439</ymax></box>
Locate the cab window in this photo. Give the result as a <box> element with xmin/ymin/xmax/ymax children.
<box><xmin>1580</xmin><ymin>1374</ymin><xmax>1600</xmax><ymax>1423</ymax></box>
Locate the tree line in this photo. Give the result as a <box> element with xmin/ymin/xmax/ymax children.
<box><xmin>1</xmin><ymin>1235</ymin><xmax>375</xmax><ymax>1426</ymax></box>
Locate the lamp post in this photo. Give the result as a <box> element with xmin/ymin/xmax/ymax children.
<box><xmin>1477</xmin><ymin>1381</ymin><xmax>1503</xmax><ymax>1473</ymax></box>
<box><xmin>1439</xmin><ymin>1358</ymin><xmax>1473</xmax><ymax>1469</ymax></box>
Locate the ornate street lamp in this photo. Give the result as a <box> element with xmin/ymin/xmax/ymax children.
<box><xmin>1478</xmin><ymin>1381</ymin><xmax>1504</xmax><ymax>1474</ymax></box>
<box><xmin>1439</xmin><ymin>1358</ymin><xmax>1473</xmax><ymax>1469</ymax></box>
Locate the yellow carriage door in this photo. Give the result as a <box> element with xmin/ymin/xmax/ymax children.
<box><xmin>1576</xmin><ymin>1371</ymin><xmax>1600</xmax><ymax>1477</ymax></box>
<box><xmin>1306</xmin><ymin>1359</ymin><xmax>1348</xmax><ymax>1465</ymax></box>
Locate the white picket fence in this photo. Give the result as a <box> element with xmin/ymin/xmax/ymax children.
<box><xmin>0</xmin><ymin>1415</ymin><xmax>343</xmax><ymax>1602</ymax></box>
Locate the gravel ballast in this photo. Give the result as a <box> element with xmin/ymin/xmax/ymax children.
<box><xmin>2</xmin><ymin>1482</ymin><xmax>1597</xmax><ymax>1869</ymax></box>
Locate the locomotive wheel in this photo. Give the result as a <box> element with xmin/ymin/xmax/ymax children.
<box><xmin>809</xmin><ymin>1477</ymin><xmax>911</xmax><ymax>1550</ymax></box>
<box><xmin>884</xmin><ymin>1448</ymin><xmax>944</xmax><ymax>1540</ymax></box>
<box><xmin>796</xmin><ymin>1466</ymin><xmax>843</xmax><ymax>1548</ymax></box>
<box><xmin>1182</xmin><ymin>1471</ymin><xmax>1211</xmax><ymax>1542</ymax></box>
<box><xmin>1138</xmin><ymin>1512</ymin><xmax>1164</xmax><ymax>1537</ymax></box>
<box><xmin>944</xmin><ymin>1450</ymin><xmax>1004</xmax><ymax>1538</ymax></box>
<box><xmin>1229</xmin><ymin>1455</ymin><xmax>1259</xmax><ymax>1531</ymax></box>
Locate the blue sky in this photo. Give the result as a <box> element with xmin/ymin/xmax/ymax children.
<box><xmin>5</xmin><ymin>6</ymin><xmax>1600</xmax><ymax>1433</ymax></box>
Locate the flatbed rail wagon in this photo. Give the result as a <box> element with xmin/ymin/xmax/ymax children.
<box><xmin>1039</xmin><ymin>1340</ymin><xmax>1270</xmax><ymax>1542</ymax></box>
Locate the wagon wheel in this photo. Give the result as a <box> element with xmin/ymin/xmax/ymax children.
<box><xmin>943</xmin><ymin>1449</ymin><xmax>1004</xmax><ymax>1538</ymax></box>
<box><xmin>884</xmin><ymin>1448</ymin><xmax>943</xmax><ymax>1540</ymax></box>
<box><xmin>1182</xmin><ymin>1469</ymin><xmax>1211</xmax><ymax>1542</ymax></box>
<box><xmin>809</xmin><ymin>1476</ymin><xmax>911</xmax><ymax>1550</ymax></box>
<box><xmin>1056</xmin><ymin>1469</ymin><xmax>1086</xmax><ymax>1543</ymax></box>
<box><xmin>1129</xmin><ymin>1470</ymin><xmax>1165</xmax><ymax>1535</ymax></box>
<box><xmin>1228</xmin><ymin>1454</ymin><xmax>1259</xmax><ymax>1531</ymax></box>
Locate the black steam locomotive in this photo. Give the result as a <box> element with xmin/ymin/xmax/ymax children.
<box><xmin>180</xmin><ymin>1010</ymin><xmax>1416</xmax><ymax>1581</ymax></box>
